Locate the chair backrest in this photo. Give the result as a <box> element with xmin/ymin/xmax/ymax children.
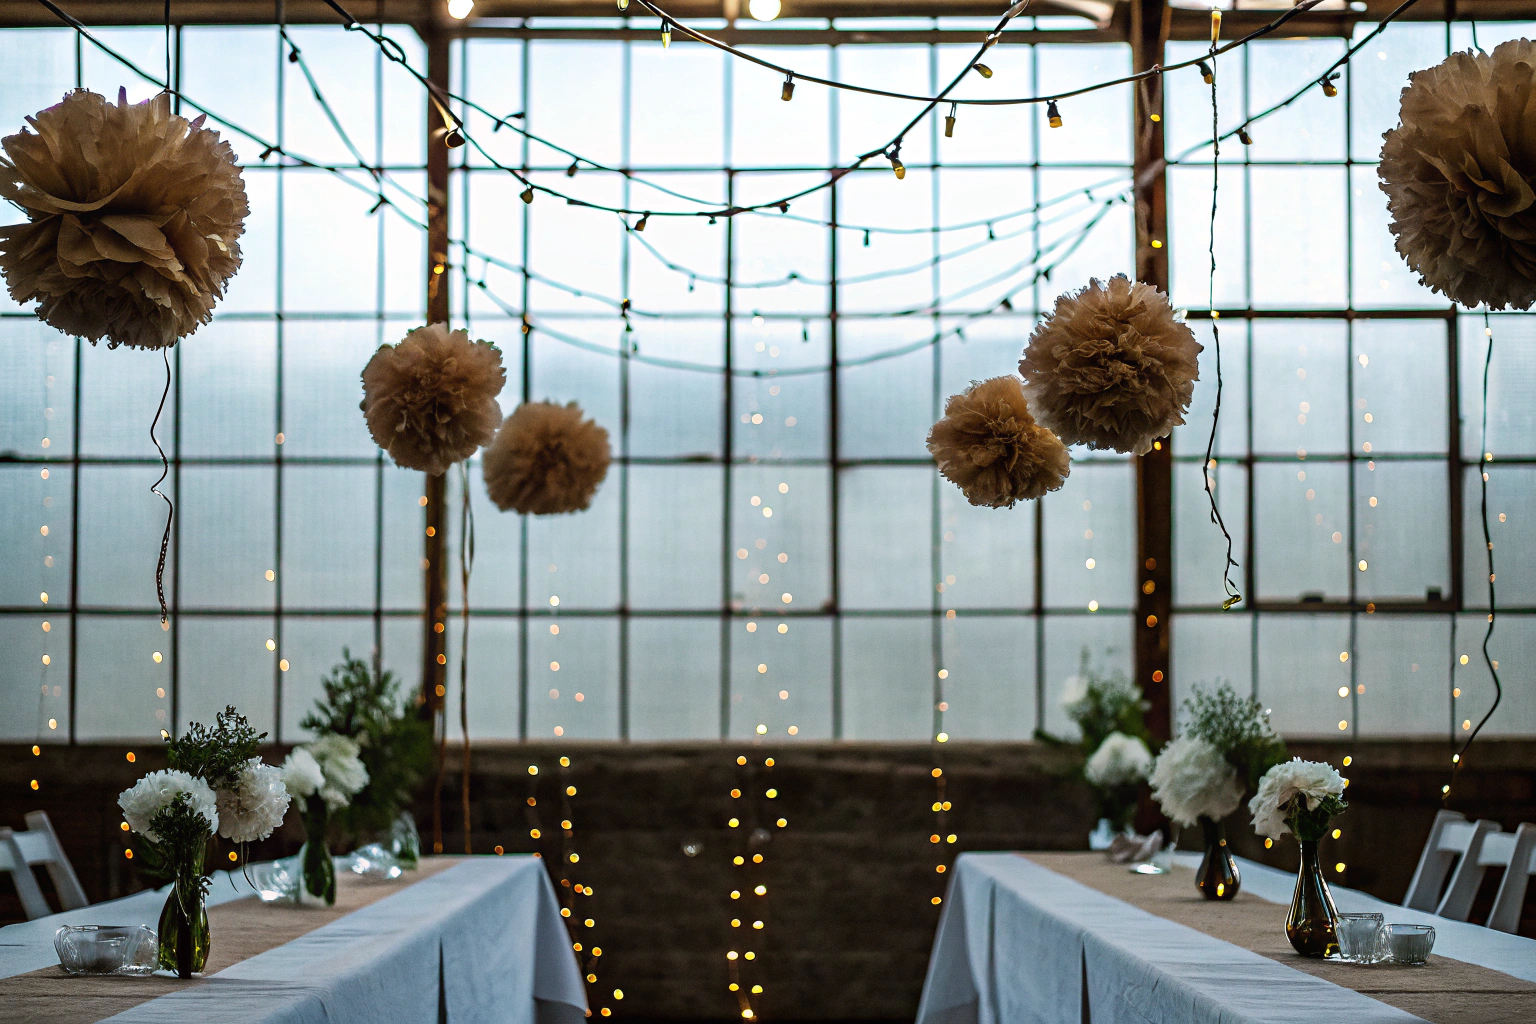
<box><xmin>1484</xmin><ymin>822</ymin><xmax>1536</xmax><ymax>934</ymax></box>
<box><xmin>0</xmin><ymin>811</ymin><xmax>89</xmax><ymax>920</ymax></box>
<box><xmin>1401</xmin><ymin>809</ymin><xmax>1501</xmax><ymax>919</ymax></box>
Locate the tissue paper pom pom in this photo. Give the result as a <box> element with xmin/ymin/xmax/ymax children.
<box><xmin>1019</xmin><ymin>275</ymin><xmax>1201</xmax><ymax>456</ymax></box>
<box><xmin>926</xmin><ymin>376</ymin><xmax>1069</xmax><ymax>508</ymax></box>
<box><xmin>483</xmin><ymin>401</ymin><xmax>612</xmax><ymax>515</ymax></box>
<box><xmin>0</xmin><ymin>89</ymin><xmax>247</xmax><ymax>350</ymax></box>
<box><xmin>1379</xmin><ymin>41</ymin><xmax>1536</xmax><ymax>310</ymax></box>
<box><xmin>360</xmin><ymin>323</ymin><xmax>506</xmax><ymax>476</ymax></box>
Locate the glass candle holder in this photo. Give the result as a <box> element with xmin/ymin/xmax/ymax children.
<box><xmin>1335</xmin><ymin>912</ymin><xmax>1386</xmax><ymax>963</ymax></box>
<box><xmin>54</xmin><ymin>925</ymin><xmax>157</xmax><ymax>976</ymax></box>
<box><xmin>1385</xmin><ymin>923</ymin><xmax>1435</xmax><ymax>964</ymax></box>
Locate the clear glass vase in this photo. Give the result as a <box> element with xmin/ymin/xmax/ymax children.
<box><xmin>391</xmin><ymin>812</ymin><xmax>421</xmax><ymax>869</ymax></box>
<box><xmin>1195</xmin><ymin>815</ymin><xmax>1241</xmax><ymax>901</ymax></box>
<box><xmin>157</xmin><ymin>843</ymin><xmax>209</xmax><ymax>977</ymax></box>
<box><xmin>1286</xmin><ymin>839</ymin><xmax>1339</xmax><ymax>957</ymax></box>
<box><xmin>300</xmin><ymin>796</ymin><xmax>336</xmax><ymax>906</ymax></box>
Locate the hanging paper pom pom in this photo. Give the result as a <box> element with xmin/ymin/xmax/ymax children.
<box><xmin>1379</xmin><ymin>41</ymin><xmax>1536</xmax><ymax>310</ymax></box>
<box><xmin>482</xmin><ymin>401</ymin><xmax>611</xmax><ymax>515</ymax></box>
<box><xmin>927</xmin><ymin>376</ymin><xmax>1069</xmax><ymax>508</ymax></box>
<box><xmin>1019</xmin><ymin>275</ymin><xmax>1201</xmax><ymax>456</ymax></box>
<box><xmin>0</xmin><ymin>89</ymin><xmax>247</xmax><ymax>349</ymax></box>
<box><xmin>360</xmin><ymin>323</ymin><xmax>506</xmax><ymax>476</ymax></box>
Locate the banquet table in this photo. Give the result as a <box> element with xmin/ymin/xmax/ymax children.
<box><xmin>0</xmin><ymin>855</ymin><xmax>587</xmax><ymax>1024</ymax></box>
<box><xmin>916</xmin><ymin>851</ymin><xmax>1536</xmax><ymax>1024</ymax></box>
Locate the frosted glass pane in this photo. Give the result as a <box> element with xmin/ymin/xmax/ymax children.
<box><xmin>281</xmin><ymin>465</ymin><xmax>376</xmax><ymax>609</ymax></box>
<box><xmin>836</xmin><ymin>168</ymin><xmax>934</xmax><ymax>314</ymax></box>
<box><xmin>180</xmin><ymin>322</ymin><xmax>276</xmax><ymax>458</ymax></box>
<box><xmin>1246</xmin><ymin>39</ymin><xmax>1347</xmax><ymax>162</ymax></box>
<box><xmin>1463</xmin><ymin>467</ymin><xmax>1536</xmax><ymax>609</ymax></box>
<box><xmin>0</xmin><ymin>615</ymin><xmax>70</xmax><ymax>742</ymax></box>
<box><xmin>1348</xmin><ymin>23</ymin><xmax>1445</xmax><ymax>161</ymax></box>
<box><xmin>730</xmin><ymin>174</ymin><xmax>830</xmax><ymax>316</ymax></box>
<box><xmin>281</xmin><ymin>320</ymin><xmax>382</xmax><ymax>458</ymax></box>
<box><xmin>220</xmin><ymin>168</ymin><xmax>277</xmax><ymax>314</ymax></box>
<box><xmin>1354</xmin><ymin>615</ymin><xmax>1449</xmax><ymax>738</ymax></box>
<box><xmin>840</xmin><ymin>617</ymin><xmax>931</xmax><ymax>741</ymax></box>
<box><xmin>1040</xmin><ymin>614</ymin><xmax>1132</xmax><ymax>741</ymax></box>
<box><xmin>1254</xmin><ymin>461</ymin><xmax>1350</xmax><ymax>601</ymax></box>
<box><xmin>529</xmin><ymin>327</ymin><xmax>621</xmax><ymax>444</ymax></box>
<box><xmin>75</xmin><ymin>616</ymin><xmax>173</xmax><ymax>741</ymax></box>
<box><xmin>838</xmin><ymin>321</ymin><xmax>934</xmax><ymax>460</ymax></box>
<box><xmin>381</xmin><ymin>464</ymin><xmax>430</xmax><ymax>612</ymax></box>
<box><xmin>1174</xmin><ymin>461</ymin><xmax>1249</xmax><ymax>610</ymax></box>
<box><xmin>278</xmin><ymin>616</ymin><xmax>376</xmax><ymax>742</ymax></box>
<box><xmin>1036</xmin><ymin>45</ymin><xmax>1131</xmax><ymax>165</ymax></box>
<box><xmin>526</xmin><ymin>616</ymin><xmax>619</xmax><ymax>740</ymax></box>
<box><xmin>630</xmin><ymin>46</ymin><xmax>723</xmax><ymax>168</ymax></box>
<box><xmin>0</xmin><ymin>466</ymin><xmax>71</xmax><ymax>610</ymax></box>
<box><xmin>0</xmin><ymin>28</ymin><xmax>74</xmax><ymax>145</ymax></box>
<box><xmin>1354</xmin><ymin>460</ymin><xmax>1448</xmax><ymax>601</ymax></box>
<box><xmin>1162</xmin><ymin>41</ymin><xmax>1246</xmax><ymax>163</ymax></box>
<box><xmin>182</xmin><ymin>27</ymin><xmax>278</xmax><ymax>159</ymax></box>
<box><xmin>526</xmin><ymin>181</ymin><xmax>622</xmax><ymax>315</ymax></box>
<box><xmin>935</xmin><ymin>44</ymin><xmax>1034</xmax><ymax>165</ymax></box>
<box><xmin>1453</xmin><ymin>614</ymin><xmax>1536</xmax><ymax>738</ymax></box>
<box><xmin>1167</xmin><ymin>167</ymin><xmax>1247</xmax><ymax>310</ymax></box>
<box><xmin>629</xmin><ymin>618</ymin><xmax>721</xmax><ymax>741</ymax></box>
<box><xmin>839</xmin><ymin>467</ymin><xmax>931</xmax><ymax>611</ymax></box>
<box><xmin>729</xmin><ymin>615</ymin><xmax>832</xmax><ymax>741</ymax></box>
<box><xmin>1252</xmin><ymin>320</ymin><xmax>1348</xmax><ymax>457</ymax></box>
<box><xmin>1171</xmin><ymin>613</ymin><xmax>1253</xmax><ymax>724</ymax></box>
<box><xmin>177</xmin><ymin>616</ymin><xmax>277</xmax><ymax>739</ymax></box>
<box><xmin>1172</xmin><ymin>319</ymin><xmax>1249</xmax><ymax>459</ymax></box>
<box><xmin>732</xmin><ymin>48</ymin><xmax>830</xmax><ymax>168</ymax></box>
<box><xmin>1249</xmin><ymin>167</ymin><xmax>1347</xmax><ymax>309</ymax></box>
<box><xmin>1256</xmin><ymin>615</ymin><xmax>1352</xmax><ymax>738</ymax></box>
<box><xmin>731</xmin><ymin>465</ymin><xmax>830</xmax><ymax>614</ymax></box>
<box><xmin>628</xmin><ymin>464</ymin><xmax>723</xmax><ymax>611</ymax></box>
<box><xmin>732</xmin><ymin>320</ymin><xmax>829</xmax><ymax>461</ymax></box>
<box><xmin>526</xmin><ymin>480</ymin><xmax>619</xmax><ymax>611</ymax></box>
<box><xmin>938</xmin><ymin>615</ymin><xmax>1036</xmax><ymax>740</ymax></box>
<box><xmin>1459</xmin><ymin>314</ymin><xmax>1536</xmax><ymax>459</ymax></box>
<box><xmin>76</xmin><ymin>466</ymin><xmax>176</xmax><ymax>610</ymax></box>
<box><xmin>1352</xmin><ymin>319</ymin><xmax>1447</xmax><ymax>454</ymax></box>
<box><xmin>444</xmin><ymin>616</ymin><xmax>521</xmax><ymax>742</ymax></box>
<box><xmin>281</xmin><ymin>170</ymin><xmax>383</xmax><ymax>313</ymax></box>
<box><xmin>1350</xmin><ymin>165</ymin><xmax>1444</xmax><ymax>309</ymax></box>
<box><xmin>179</xmin><ymin>466</ymin><xmax>275</xmax><ymax>611</ymax></box>
<box><xmin>939</xmin><ymin>490</ymin><xmax>1034</xmax><ymax>610</ymax></box>
<box><xmin>1042</xmin><ymin>461</ymin><xmax>1134</xmax><ymax>612</ymax></box>
<box><xmin>529</xmin><ymin>42</ymin><xmax>621</xmax><ymax>167</ymax></box>
<box><xmin>837</xmin><ymin>45</ymin><xmax>931</xmax><ymax>167</ymax></box>
<box><xmin>461</xmin><ymin>39</ymin><xmax>524</xmax><ymax>169</ymax></box>
<box><xmin>627</xmin><ymin>321</ymin><xmax>723</xmax><ymax>459</ymax></box>
<box><xmin>78</xmin><ymin>344</ymin><xmax>178</xmax><ymax>460</ymax></box>
<box><xmin>0</xmin><ymin>321</ymin><xmax>75</xmax><ymax>456</ymax></box>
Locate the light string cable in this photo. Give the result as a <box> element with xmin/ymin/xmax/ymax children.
<box><xmin>1202</xmin><ymin>12</ymin><xmax>1240</xmax><ymax>610</ymax></box>
<box><xmin>458</xmin><ymin>459</ymin><xmax>475</xmax><ymax>852</ymax></box>
<box><xmin>144</xmin><ymin>0</ymin><xmax>175</xmax><ymax>630</ymax></box>
<box><xmin>1446</xmin><ymin>310</ymin><xmax>1503</xmax><ymax>801</ymax></box>
<box><xmin>313</xmin><ymin>0</ymin><xmax>1320</xmax><ymax>223</ymax></box>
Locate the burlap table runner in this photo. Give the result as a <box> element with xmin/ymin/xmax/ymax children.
<box><xmin>0</xmin><ymin>856</ymin><xmax>464</xmax><ymax>1024</ymax></box>
<box><xmin>1024</xmin><ymin>852</ymin><xmax>1536</xmax><ymax>1024</ymax></box>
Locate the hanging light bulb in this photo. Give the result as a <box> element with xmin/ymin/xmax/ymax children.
<box><xmin>566</xmin><ymin>161</ymin><xmax>579</xmax><ymax>177</ymax></box>
<box><xmin>1321</xmin><ymin>74</ymin><xmax>1338</xmax><ymax>98</ymax></box>
<box><xmin>635</xmin><ymin>213</ymin><xmax>650</xmax><ymax>232</ymax></box>
<box><xmin>1046</xmin><ymin>100</ymin><xmax>1063</xmax><ymax>129</ymax></box>
<box><xmin>447</xmin><ymin>0</ymin><xmax>474</xmax><ymax>19</ymax></box>
<box><xmin>1237</xmin><ymin>127</ymin><xmax>1253</xmax><ymax>145</ymax></box>
<box><xmin>972</xmin><ymin>63</ymin><xmax>993</xmax><ymax>79</ymax></box>
<box><xmin>1210</xmin><ymin>9</ymin><xmax>1222</xmax><ymax>45</ymax></box>
<box><xmin>444</xmin><ymin>128</ymin><xmax>465</xmax><ymax>148</ymax></box>
<box><xmin>944</xmin><ymin>102</ymin><xmax>957</xmax><ymax>138</ymax></box>
<box><xmin>520</xmin><ymin>185</ymin><xmax>534</xmax><ymax>204</ymax></box>
<box><xmin>616</xmin><ymin>0</ymin><xmax>629</xmax><ymax>8</ymax></box>
<box><xmin>1197</xmin><ymin>60</ymin><xmax>1214</xmax><ymax>85</ymax></box>
<box><xmin>661</xmin><ymin>20</ymin><xmax>671</xmax><ymax>47</ymax></box>
<box><xmin>748</xmin><ymin>0</ymin><xmax>782</xmax><ymax>20</ymax></box>
<box><xmin>888</xmin><ymin>150</ymin><xmax>906</xmax><ymax>180</ymax></box>
<box><xmin>781</xmin><ymin>73</ymin><xmax>795</xmax><ymax>102</ymax></box>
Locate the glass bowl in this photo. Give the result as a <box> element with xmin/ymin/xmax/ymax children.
<box><xmin>54</xmin><ymin>925</ymin><xmax>157</xmax><ymax>976</ymax></box>
<box><xmin>1385</xmin><ymin>923</ymin><xmax>1436</xmax><ymax>965</ymax></box>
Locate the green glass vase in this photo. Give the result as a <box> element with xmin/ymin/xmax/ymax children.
<box><xmin>157</xmin><ymin>844</ymin><xmax>209</xmax><ymax>977</ymax></box>
<box><xmin>1195</xmin><ymin>816</ymin><xmax>1241</xmax><ymax>900</ymax></box>
<box><xmin>300</xmin><ymin>796</ymin><xmax>336</xmax><ymax>906</ymax></box>
<box><xmin>1286</xmin><ymin>839</ymin><xmax>1339</xmax><ymax>957</ymax></box>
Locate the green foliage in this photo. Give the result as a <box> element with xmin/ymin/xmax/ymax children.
<box><xmin>167</xmin><ymin>705</ymin><xmax>264</xmax><ymax>791</ymax></box>
<box><xmin>136</xmin><ymin>795</ymin><xmax>215</xmax><ymax>891</ymax></box>
<box><xmin>1288</xmin><ymin>793</ymin><xmax>1348</xmax><ymax>843</ymax></box>
<box><xmin>1063</xmin><ymin>650</ymin><xmax>1151</xmax><ymax>757</ymax></box>
<box><xmin>1180</xmin><ymin>682</ymin><xmax>1288</xmax><ymax>794</ymax></box>
<box><xmin>300</xmin><ymin>649</ymin><xmax>433</xmax><ymax>843</ymax></box>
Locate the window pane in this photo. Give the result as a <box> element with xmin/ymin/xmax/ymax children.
<box><xmin>178</xmin><ymin>616</ymin><xmax>277</xmax><ymax>738</ymax></box>
<box><xmin>527</xmin><ymin>616</ymin><xmax>620</xmax><ymax>740</ymax></box>
<box><xmin>939</xmin><ymin>615</ymin><xmax>1036</xmax><ymax>740</ymax></box>
<box><xmin>730</xmin><ymin>615</ymin><xmax>832</xmax><ymax>741</ymax></box>
<box><xmin>1257</xmin><ymin>614</ymin><xmax>1352</xmax><ymax>738</ymax></box>
<box><xmin>629</xmin><ymin>618</ymin><xmax>721</xmax><ymax>741</ymax></box>
<box><xmin>838</xmin><ymin>467</ymin><xmax>931</xmax><ymax>611</ymax></box>
<box><xmin>1355</xmin><ymin>615</ymin><xmax>1449</xmax><ymax>738</ymax></box>
<box><xmin>1254</xmin><ymin>461</ymin><xmax>1349</xmax><ymax>601</ymax></box>
<box><xmin>840</xmin><ymin>616</ymin><xmax>931</xmax><ymax>741</ymax></box>
<box><xmin>629</xmin><ymin>465</ymin><xmax>723</xmax><ymax>611</ymax></box>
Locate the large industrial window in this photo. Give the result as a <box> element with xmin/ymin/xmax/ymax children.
<box><xmin>1</xmin><ymin>16</ymin><xmax>1530</xmax><ymax>746</ymax></box>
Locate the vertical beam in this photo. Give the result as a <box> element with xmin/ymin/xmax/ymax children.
<box><xmin>1132</xmin><ymin>0</ymin><xmax>1173</xmax><ymax>744</ymax></box>
<box><xmin>423</xmin><ymin>25</ymin><xmax>451</xmax><ymax>854</ymax></box>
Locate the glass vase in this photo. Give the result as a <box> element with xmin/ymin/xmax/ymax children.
<box><xmin>391</xmin><ymin>812</ymin><xmax>420</xmax><ymax>869</ymax></box>
<box><xmin>1194</xmin><ymin>816</ymin><xmax>1241</xmax><ymax>900</ymax></box>
<box><xmin>300</xmin><ymin>796</ymin><xmax>336</xmax><ymax>906</ymax></box>
<box><xmin>157</xmin><ymin>843</ymin><xmax>209</xmax><ymax>978</ymax></box>
<box><xmin>1286</xmin><ymin>839</ymin><xmax>1339</xmax><ymax>957</ymax></box>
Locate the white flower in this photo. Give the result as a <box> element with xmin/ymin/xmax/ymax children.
<box><xmin>1059</xmin><ymin>674</ymin><xmax>1088</xmax><ymax>712</ymax></box>
<box><xmin>1084</xmin><ymin>732</ymin><xmax>1153</xmax><ymax>788</ymax></box>
<box><xmin>1149</xmin><ymin>735</ymin><xmax>1243</xmax><ymax>827</ymax></box>
<box><xmin>282</xmin><ymin>747</ymin><xmax>325</xmax><ymax>800</ymax></box>
<box><xmin>301</xmin><ymin>734</ymin><xmax>370</xmax><ymax>809</ymax></box>
<box><xmin>118</xmin><ymin>770</ymin><xmax>218</xmax><ymax>842</ymax></box>
<box><xmin>1249</xmin><ymin>758</ymin><xmax>1346</xmax><ymax>840</ymax></box>
<box><xmin>216</xmin><ymin>758</ymin><xmax>291</xmax><ymax>844</ymax></box>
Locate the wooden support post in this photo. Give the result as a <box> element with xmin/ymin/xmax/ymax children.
<box><xmin>423</xmin><ymin>26</ymin><xmax>451</xmax><ymax>854</ymax></box>
<box><xmin>1132</xmin><ymin>0</ymin><xmax>1174</xmax><ymax>747</ymax></box>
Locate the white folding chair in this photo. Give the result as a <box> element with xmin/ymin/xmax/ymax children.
<box><xmin>1484</xmin><ymin>823</ymin><xmax>1536</xmax><ymax>934</ymax></box>
<box><xmin>0</xmin><ymin>811</ymin><xmax>89</xmax><ymax>920</ymax></box>
<box><xmin>1401</xmin><ymin>809</ymin><xmax>1501</xmax><ymax>920</ymax></box>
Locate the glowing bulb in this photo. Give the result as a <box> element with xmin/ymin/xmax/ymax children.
<box><xmin>1047</xmin><ymin>100</ymin><xmax>1063</xmax><ymax>128</ymax></box>
<box><xmin>748</xmin><ymin>0</ymin><xmax>781</xmax><ymax>20</ymax></box>
<box><xmin>447</xmin><ymin>0</ymin><xmax>474</xmax><ymax>18</ymax></box>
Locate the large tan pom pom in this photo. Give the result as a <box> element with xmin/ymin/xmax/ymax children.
<box><xmin>360</xmin><ymin>323</ymin><xmax>506</xmax><ymax>476</ymax></box>
<box><xmin>1379</xmin><ymin>41</ymin><xmax>1536</xmax><ymax>310</ymax></box>
<box><xmin>0</xmin><ymin>89</ymin><xmax>247</xmax><ymax>349</ymax></box>
<box><xmin>483</xmin><ymin>401</ymin><xmax>612</xmax><ymax>515</ymax></box>
<box><xmin>1019</xmin><ymin>275</ymin><xmax>1201</xmax><ymax>456</ymax></box>
<box><xmin>927</xmin><ymin>376</ymin><xmax>1069</xmax><ymax>508</ymax></box>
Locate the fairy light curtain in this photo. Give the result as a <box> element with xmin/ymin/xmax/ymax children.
<box><xmin>0</xmin><ymin>15</ymin><xmax>1533</xmax><ymax>753</ymax></box>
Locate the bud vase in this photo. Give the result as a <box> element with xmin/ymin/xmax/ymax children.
<box><xmin>1195</xmin><ymin>815</ymin><xmax>1241</xmax><ymax>900</ymax></box>
<box><xmin>300</xmin><ymin>795</ymin><xmax>336</xmax><ymax>906</ymax></box>
<box><xmin>1286</xmin><ymin>839</ymin><xmax>1339</xmax><ymax>957</ymax></box>
<box><xmin>157</xmin><ymin>843</ymin><xmax>209</xmax><ymax>977</ymax></box>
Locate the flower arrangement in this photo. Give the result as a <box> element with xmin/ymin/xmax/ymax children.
<box><xmin>1147</xmin><ymin>735</ymin><xmax>1243</xmax><ymax>828</ymax></box>
<box><xmin>118</xmin><ymin>705</ymin><xmax>285</xmax><ymax>977</ymax></box>
<box><xmin>283</xmin><ymin>734</ymin><xmax>369</xmax><ymax>906</ymax></box>
<box><xmin>1249</xmin><ymin>758</ymin><xmax>1348</xmax><ymax>843</ymax></box>
<box><xmin>298</xmin><ymin>649</ymin><xmax>432</xmax><ymax>856</ymax></box>
<box><xmin>1175</xmin><ymin>682</ymin><xmax>1288</xmax><ymax>796</ymax></box>
<box><xmin>1059</xmin><ymin>653</ymin><xmax>1154</xmax><ymax>838</ymax></box>
<box><xmin>1084</xmin><ymin>731</ymin><xmax>1153</xmax><ymax>789</ymax></box>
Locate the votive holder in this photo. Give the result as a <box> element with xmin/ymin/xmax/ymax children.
<box><xmin>1335</xmin><ymin>912</ymin><xmax>1386</xmax><ymax>964</ymax></box>
<box><xmin>1385</xmin><ymin>923</ymin><xmax>1435</xmax><ymax>964</ymax></box>
<box><xmin>54</xmin><ymin>925</ymin><xmax>157</xmax><ymax>976</ymax></box>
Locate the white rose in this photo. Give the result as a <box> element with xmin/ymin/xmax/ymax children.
<box><xmin>1248</xmin><ymin>758</ymin><xmax>1345</xmax><ymax>840</ymax></box>
<box><xmin>117</xmin><ymin>770</ymin><xmax>218</xmax><ymax>842</ymax></box>
<box><xmin>1084</xmin><ymin>732</ymin><xmax>1153</xmax><ymax>788</ymax></box>
<box><xmin>217</xmin><ymin>758</ymin><xmax>292</xmax><ymax>844</ymax></box>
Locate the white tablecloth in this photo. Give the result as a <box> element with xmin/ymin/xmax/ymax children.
<box><xmin>0</xmin><ymin>857</ymin><xmax>587</xmax><ymax>1024</ymax></box>
<box><xmin>916</xmin><ymin>852</ymin><xmax>1536</xmax><ymax>1024</ymax></box>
